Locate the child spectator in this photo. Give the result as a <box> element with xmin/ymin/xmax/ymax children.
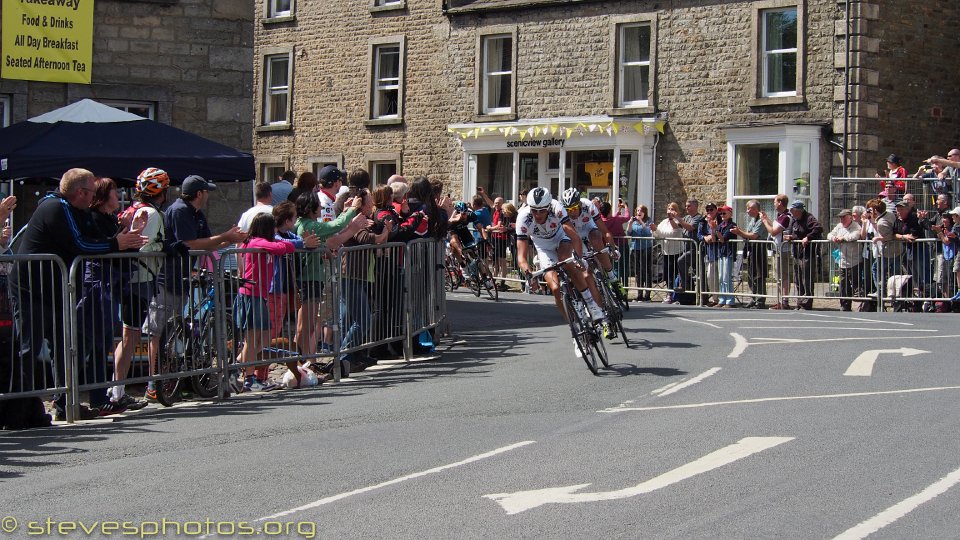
<box><xmin>235</xmin><ymin>213</ymin><xmax>296</xmax><ymax>392</ymax></box>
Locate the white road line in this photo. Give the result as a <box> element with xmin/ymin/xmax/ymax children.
<box><xmin>598</xmin><ymin>385</ymin><xmax>960</xmax><ymax>413</ymax></box>
<box><xmin>833</xmin><ymin>465</ymin><xmax>960</xmax><ymax>540</ymax></box>
<box><xmin>484</xmin><ymin>437</ymin><xmax>793</xmax><ymax>515</ymax></box>
<box><xmin>735</xmin><ymin>334</ymin><xmax>960</xmax><ymax>347</ymax></box>
<box><xmin>729</xmin><ymin>333</ymin><xmax>749</xmax><ymax>358</ymax></box>
<box><xmin>658</xmin><ymin>368</ymin><xmax>722</xmax><ymax>397</ymax></box>
<box><xmin>651</xmin><ymin>382</ymin><xmax>678</xmax><ymax>395</ymax></box>
<box><xmin>255</xmin><ymin>441</ymin><xmax>536</xmax><ymax>521</ymax></box>
<box><xmin>739</xmin><ymin>327</ymin><xmax>936</xmax><ymax>332</ymax></box>
<box><xmin>676</xmin><ymin>317</ymin><xmax>722</xmax><ymax>329</ymax></box>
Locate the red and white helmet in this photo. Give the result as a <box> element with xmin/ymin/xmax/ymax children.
<box><xmin>136</xmin><ymin>167</ymin><xmax>169</xmax><ymax>196</ymax></box>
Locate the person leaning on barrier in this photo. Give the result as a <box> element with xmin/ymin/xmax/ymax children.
<box><xmin>649</xmin><ymin>202</ymin><xmax>686</xmax><ymax>303</ymax></box>
<box><xmin>293</xmin><ymin>192</ymin><xmax>369</xmax><ymax>360</ymax></box>
<box><xmin>336</xmin><ymin>190</ymin><xmax>390</xmax><ymax>375</ymax></box>
<box><xmin>927</xmin><ymin>150</ymin><xmax>960</xmax><ymax>194</ymax></box>
<box><xmin>731</xmin><ymin>199</ymin><xmax>768</xmax><ymax>309</ymax></box>
<box><xmin>860</xmin><ymin>198</ymin><xmax>901</xmax><ymax>308</ymax></box>
<box><xmin>919</xmin><ymin>194</ymin><xmax>952</xmax><ymax>299</ymax></box>
<box><xmin>3</xmin><ymin>168</ymin><xmax>147</xmax><ymax>429</ymax></box>
<box><xmin>675</xmin><ymin>198</ymin><xmax>705</xmax><ymax>294</ymax></box>
<box><xmin>627</xmin><ymin>205</ymin><xmax>654</xmax><ymax>302</ymax></box>
<box><xmin>783</xmin><ymin>201</ymin><xmax>822</xmax><ymax>311</ymax></box>
<box><xmin>141</xmin><ymin>175</ymin><xmax>246</xmax><ymax>397</ymax></box>
<box><xmin>828</xmin><ymin>209</ymin><xmax>864</xmax><ymax>312</ymax></box>
<box><xmin>759</xmin><ymin>194</ymin><xmax>793</xmax><ymax>310</ymax></box>
<box><xmin>894</xmin><ymin>199</ymin><xmax>931</xmax><ymax>299</ymax></box>
<box><xmin>699</xmin><ymin>203</ymin><xmax>722</xmax><ymax>307</ymax></box>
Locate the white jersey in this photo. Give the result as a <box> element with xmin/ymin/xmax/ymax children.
<box><xmin>317</xmin><ymin>189</ymin><xmax>337</xmax><ymax>223</ymax></box>
<box><xmin>516</xmin><ymin>199</ymin><xmax>570</xmax><ymax>243</ymax></box>
<box><xmin>568</xmin><ymin>198</ymin><xmax>600</xmax><ymax>239</ymax></box>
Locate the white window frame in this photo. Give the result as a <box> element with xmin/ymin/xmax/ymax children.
<box><xmin>725</xmin><ymin>125</ymin><xmax>821</xmax><ymax>217</ymax></box>
<box><xmin>617</xmin><ymin>23</ymin><xmax>651</xmax><ymax>108</ymax></box>
<box><xmin>481</xmin><ymin>34</ymin><xmax>513</xmax><ymax>116</ymax></box>
<box><xmin>262</xmin><ymin>51</ymin><xmax>293</xmax><ymax>126</ymax></box>
<box><xmin>100</xmin><ymin>100</ymin><xmax>156</xmax><ymax>120</ymax></box>
<box><xmin>365</xmin><ymin>154</ymin><xmax>401</xmax><ymax>186</ymax></box>
<box><xmin>373</xmin><ymin>0</ymin><xmax>402</xmax><ymax>6</ymax></box>
<box><xmin>267</xmin><ymin>0</ymin><xmax>292</xmax><ymax>18</ymax></box>
<box><xmin>761</xmin><ymin>7</ymin><xmax>798</xmax><ymax>98</ymax></box>
<box><xmin>260</xmin><ymin>162</ymin><xmax>286</xmax><ymax>184</ymax></box>
<box><xmin>372</xmin><ymin>42</ymin><xmax>402</xmax><ymax>120</ymax></box>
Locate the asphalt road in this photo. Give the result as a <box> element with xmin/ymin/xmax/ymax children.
<box><xmin>2</xmin><ymin>289</ymin><xmax>960</xmax><ymax>539</ymax></box>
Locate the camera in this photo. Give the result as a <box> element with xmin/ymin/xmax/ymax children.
<box><xmin>923</xmin><ymin>164</ymin><xmax>934</xmax><ymax>170</ymax></box>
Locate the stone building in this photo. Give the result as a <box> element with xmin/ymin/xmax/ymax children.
<box><xmin>0</xmin><ymin>0</ymin><xmax>254</xmax><ymax>231</ymax></box>
<box><xmin>253</xmin><ymin>0</ymin><xmax>959</xmax><ymax>219</ymax></box>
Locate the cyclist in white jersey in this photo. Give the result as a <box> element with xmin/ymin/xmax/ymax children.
<box><xmin>516</xmin><ymin>188</ymin><xmax>606</xmax><ymax>330</ymax></box>
<box><xmin>559</xmin><ymin>188</ymin><xmax>624</xmax><ymax>295</ymax></box>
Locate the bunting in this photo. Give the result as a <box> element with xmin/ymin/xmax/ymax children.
<box><xmin>446</xmin><ymin>119</ymin><xmax>665</xmax><ymax>140</ymax></box>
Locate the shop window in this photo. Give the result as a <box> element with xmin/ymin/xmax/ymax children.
<box><xmin>262</xmin><ymin>51</ymin><xmax>292</xmax><ymax>127</ymax></box>
<box><xmin>369</xmin><ymin>39</ymin><xmax>404</xmax><ymax>122</ymax></box>
<box><xmin>726</xmin><ymin>125</ymin><xmax>820</xmax><ymax>218</ymax></box>
<box><xmin>100</xmin><ymin>100</ymin><xmax>155</xmax><ymax>120</ymax></box>
<box><xmin>617</xmin><ymin>23</ymin><xmax>651</xmax><ymax>108</ymax></box>
<box><xmin>479</xmin><ymin>33</ymin><xmax>514</xmax><ymax>116</ymax></box>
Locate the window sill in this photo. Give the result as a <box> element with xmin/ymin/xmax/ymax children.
<box><xmin>263</xmin><ymin>15</ymin><xmax>296</xmax><ymax>25</ymax></box>
<box><xmin>256</xmin><ymin>123</ymin><xmax>292</xmax><ymax>133</ymax></box>
<box><xmin>748</xmin><ymin>95</ymin><xmax>805</xmax><ymax>107</ymax></box>
<box><xmin>472</xmin><ymin>113</ymin><xmax>517</xmax><ymax>123</ymax></box>
<box><xmin>608</xmin><ymin>106</ymin><xmax>655</xmax><ymax>117</ymax></box>
<box><xmin>364</xmin><ymin>117</ymin><xmax>403</xmax><ymax>127</ymax></box>
<box><xmin>369</xmin><ymin>2</ymin><xmax>405</xmax><ymax>13</ymax></box>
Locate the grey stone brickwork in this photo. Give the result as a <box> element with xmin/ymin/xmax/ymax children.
<box><xmin>0</xmin><ymin>0</ymin><xmax>254</xmax><ymax>231</ymax></box>
<box><xmin>253</xmin><ymin>0</ymin><xmax>958</xmax><ymax>216</ymax></box>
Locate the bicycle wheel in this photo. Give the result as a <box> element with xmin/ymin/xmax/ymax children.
<box><xmin>564</xmin><ymin>294</ymin><xmax>600</xmax><ymax>375</ymax></box>
<box><xmin>469</xmin><ymin>266</ymin><xmax>482</xmax><ymax>297</ymax></box>
<box><xmin>591</xmin><ymin>323</ymin><xmax>610</xmax><ymax>368</ymax></box>
<box><xmin>190</xmin><ymin>318</ymin><xmax>229</xmax><ymax>399</ymax></box>
<box><xmin>478</xmin><ymin>260</ymin><xmax>499</xmax><ymax>301</ymax></box>
<box><xmin>156</xmin><ymin>316</ymin><xmax>187</xmax><ymax>407</ymax></box>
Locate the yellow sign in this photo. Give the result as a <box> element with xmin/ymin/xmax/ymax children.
<box><xmin>1</xmin><ymin>0</ymin><xmax>93</xmax><ymax>84</ymax></box>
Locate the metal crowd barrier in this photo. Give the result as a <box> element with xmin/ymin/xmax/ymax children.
<box><xmin>0</xmin><ymin>254</ymin><xmax>72</xmax><ymax>415</ymax></box>
<box><xmin>2</xmin><ymin>239</ymin><xmax>449</xmax><ymax>424</ymax></box>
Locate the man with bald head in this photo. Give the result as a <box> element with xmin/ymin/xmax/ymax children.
<box><xmin>2</xmin><ymin>168</ymin><xmax>146</xmax><ymax>428</ymax></box>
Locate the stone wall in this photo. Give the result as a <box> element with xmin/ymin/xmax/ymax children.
<box><xmin>254</xmin><ymin>0</ymin><xmax>957</xmax><ymax>217</ymax></box>
<box><xmin>0</xmin><ymin>0</ymin><xmax>254</xmax><ymax>231</ymax></box>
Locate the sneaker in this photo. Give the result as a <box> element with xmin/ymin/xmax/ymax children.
<box><xmin>228</xmin><ymin>374</ymin><xmax>244</xmax><ymax>394</ymax></box>
<box><xmin>98</xmin><ymin>400</ymin><xmax>127</xmax><ymax>417</ymax></box>
<box><xmin>610</xmin><ymin>279</ymin><xmax>627</xmax><ymax>298</ymax></box>
<box><xmin>55</xmin><ymin>404</ymin><xmax>100</xmax><ymax>422</ymax></box>
<box><xmin>116</xmin><ymin>394</ymin><xmax>148</xmax><ymax>411</ymax></box>
<box><xmin>586</xmin><ymin>301</ymin><xmax>606</xmax><ymax>322</ymax></box>
<box><xmin>243</xmin><ymin>376</ymin><xmax>263</xmax><ymax>392</ymax></box>
<box><xmin>573</xmin><ymin>339</ymin><xmax>583</xmax><ymax>358</ymax></box>
<box><xmin>144</xmin><ymin>388</ymin><xmax>158</xmax><ymax>402</ymax></box>
<box><xmin>259</xmin><ymin>379</ymin><xmax>280</xmax><ymax>392</ymax></box>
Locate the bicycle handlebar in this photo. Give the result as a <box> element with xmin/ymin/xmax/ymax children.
<box><xmin>529</xmin><ymin>255</ymin><xmax>578</xmax><ymax>280</ymax></box>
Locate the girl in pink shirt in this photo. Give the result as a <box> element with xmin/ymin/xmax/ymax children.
<box><xmin>235</xmin><ymin>213</ymin><xmax>296</xmax><ymax>392</ymax></box>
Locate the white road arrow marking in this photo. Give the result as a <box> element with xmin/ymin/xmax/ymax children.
<box><xmin>843</xmin><ymin>348</ymin><xmax>929</xmax><ymax>377</ymax></box>
<box><xmin>484</xmin><ymin>436</ymin><xmax>793</xmax><ymax>515</ymax></box>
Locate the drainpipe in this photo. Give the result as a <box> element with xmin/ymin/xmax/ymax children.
<box><xmin>651</xmin><ymin>132</ymin><xmax>660</xmax><ymax>210</ymax></box>
<box><xmin>843</xmin><ymin>0</ymin><xmax>850</xmax><ymax>177</ymax></box>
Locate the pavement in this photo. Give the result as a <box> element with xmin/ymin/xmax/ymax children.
<box><xmin>2</xmin><ymin>288</ymin><xmax>960</xmax><ymax>539</ymax></box>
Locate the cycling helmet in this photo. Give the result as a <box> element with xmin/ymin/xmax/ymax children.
<box><xmin>453</xmin><ymin>201</ymin><xmax>469</xmax><ymax>213</ymax></box>
<box><xmin>526</xmin><ymin>187</ymin><xmax>552</xmax><ymax>210</ymax></box>
<box><xmin>136</xmin><ymin>167</ymin><xmax>170</xmax><ymax>196</ymax></box>
<box><xmin>560</xmin><ymin>187</ymin><xmax>581</xmax><ymax>209</ymax></box>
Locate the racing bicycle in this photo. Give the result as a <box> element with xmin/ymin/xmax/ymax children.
<box><xmin>529</xmin><ymin>256</ymin><xmax>608</xmax><ymax>374</ymax></box>
<box><xmin>584</xmin><ymin>246</ymin><xmax>630</xmax><ymax>347</ymax></box>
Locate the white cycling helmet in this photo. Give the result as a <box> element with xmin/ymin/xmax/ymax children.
<box><xmin>560</xmin><ymin>187</ymin><xmax>581</xmax><ymax>209</ymax></box>
<box><xmin>526</xmin><ymin>187</ymin><xmax>552</xmax><ymax>210</ymax></box>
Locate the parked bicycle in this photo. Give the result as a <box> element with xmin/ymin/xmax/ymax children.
<box><xmin>155</xmin><ymin>269</ymin><xmax>250</xmax><ymax>406</ymax></box>
<box><xmin>529</xmin><ymin>255</ymin><xmax>608</xmax><ymax>374</ymax></box>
